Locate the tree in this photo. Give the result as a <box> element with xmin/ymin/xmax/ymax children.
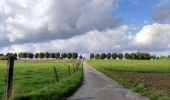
<box><xmin>95</xmin><ymin>54</ymin><xmax>100</xmax><ymax>59</ymax></box>
<box><xmin>50</xmin><ymin>53</ymin><xmax>55</xmax><ymax>58</ymax></box>
<box><xmin>6</xmin><ymin>53</ymin><xmax>13</xmax><ymax>57</ymax></box>
<box><xmin>39</xmin><ymin>53</ymin><xmax>44</xmax><ymax>59</ymax></box>
<box><xmin>79</xmin><ymin>55</ymin><xmax>83</xmax><ymax>59</ymax></box>
<box><xmin>151</xmin><ymin>54</ymin><xmax>156</xmax><ymax>59</ymax></box>
<box><xmin>112</xmin><ymin>53</ymin><xmax>117</xmax><ymax>59</ymax></box>
<box><xmin>0</xmin><ymin>54</ymin><xmax>4</xmax><ymax>56</ymax></box>
<box><xmin>61</xmin><ymin>53</ymin><xmax>67</xmax><ymax>59</ymax></box>
<box><xmin>26</xmin><ymin>53</ymin><xmax>33</xmax><ymax>59</ymax></box>
<box><xmin>90</xmin><ymin>53</ymin><xmax>94</xmax><ymax>59</ymax></box>
<box><xmin>45</xmin><ymin>52</ymin><xmax>50</xmax><ymax>58</ymax></box>
<box><xmin>18</xmin><ymin>53</ymin><xmax>22</xmax><ymax>58</ymax></box>
<box><xmin>67</xmin><ymin>53</ymin><xmax>72</xmax><ymax>59</ymax></box>
<box><xmin>106</xmin><ymin>53</ymin><xmax>111</xmax><ymax>59</ymax></box>
<box><xmin>35</xmin><ymin>53</ymin><xmax>39</xmax><ymax>59</ymax></box>
<box><xmin>118</xmin><ymin>53</ymin><xmax>123</xmax><ymax>60</ymax></box>
<box><xmin>72</xmin><ymin>52</ymin><xmax>78</xmax><ymax>59</ymax></box>
<box><xmin>55</xmin><ymin>53</ymin><xmax>60</xmax><ymax>59</ymax></box>
<box><xmin>124</xmin><ymin>53</ymin><xmax>130</xmax><ymax>59</ymax></box>
<box><xmin>136</xmin><ymin>53</ymin><xmax>143</xmax><ymax>60</ymax></box>
<box><xmin>143</xmin><ymin>53</ymin><xmax>151</xmax><ymax>60</ymax></box>
<box><xmin>130</xmin><ymin>53</ymin><xmax>137</xmax><ymax>60</ymax></box>
<box><xmin>100</xmin><ymin>53</ymin><xmax>106</xmax><ymax>59</ymax></box>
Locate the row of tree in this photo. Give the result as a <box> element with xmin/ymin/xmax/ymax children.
<box><xmin>18</xmin><ymin>52</ymin><xmax>82</xmax><ymax>59</ymax></box>
<box><xmin>90</xmin><ymin>52</ymin><xmax>157</xmax><ymax>60</ymax></box>
<box><xmin>0</xmin><ymin>52</ymin><xmax>83</xmax><ymax>59</ymax></box>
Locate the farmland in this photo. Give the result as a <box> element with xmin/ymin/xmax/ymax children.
<box><xmin>0</xmin><ymin>60</ymin><xmax>83</xmax><ymax>100</ymax></box>
<box><xmin>87</xmin><ymin>60</ymin><xmax>170</xmax><ymax>100</ymax></box>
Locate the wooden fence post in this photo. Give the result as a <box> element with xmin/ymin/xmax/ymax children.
<box><xmin>76</xmin><ymin>63</ymin><xmax>78</xmax><ymax>70</ymax></box>
<box><xmin>53</xmin><ymin>66</ymin><xmax>59</xmax><ymax>82</ymax></box>
<box><xmin>73</xmin><ymin>64</ymin><xmax>75</xmax><ymax>74</ymax></box>
<box><xmin>82</xmin><ymin>63</ymin><xmax>84</xmax><ymax>73</ymax></box>
<box><xmin>68</xmin><ymin>66</ymin><xmax>71</xmax><ymax>76</ymax></box>
<box><xmin>3</xmin><ymin>56</ymin><xmax>15</xmax><ymax>100</ymax></box>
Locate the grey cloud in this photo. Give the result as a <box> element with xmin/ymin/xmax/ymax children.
<box><xmin>0</xmin><ymin>0</ymin><xmax>121</xmax><ymax>45</ymax></box>
<box><xmin>1</xmin><ymin>23</ymin><xmax>170</xmax><ymax>54</ymax></box>
<box><xmin>153</xmin><ymin>0</ymin><xmax>170</xmax><ymax>23</ymax></box>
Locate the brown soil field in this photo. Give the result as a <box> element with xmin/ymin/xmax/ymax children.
<box><xmin>112</xmin><ymin>72</ymin><xmax>170</xmax><ymax>96</ymax></box>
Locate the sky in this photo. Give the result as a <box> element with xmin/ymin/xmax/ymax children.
<box><xmin>0</xmin><ymin>0</ymin><xmax>170</xmax><ymax>57</ymax></box>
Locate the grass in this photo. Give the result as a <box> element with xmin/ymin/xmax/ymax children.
<box><xmin>87</xmin><ymin>60</ymin><xmax>170</xmax><ymax>73</ymax></box>
<box><xmin>0</xmin><ymin>60</ymin><xmax>83</xmax><ymax>100</ymax></box>
<box><xmin>87</xmin><ymin>59</ymin><xmax>170</xmax><ymax>100</ymax></box>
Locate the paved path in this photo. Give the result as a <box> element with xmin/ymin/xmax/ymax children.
<box><xmin>67</xmin><ymin>62</ymin><xmax>148</xmax><ymax>100</ymax></box>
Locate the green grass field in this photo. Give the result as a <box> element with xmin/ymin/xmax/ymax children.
<box><xmin>0</xmin><ymin>60</ymin><xmax>83</xmax><ymax>100</ymax></box>
<box><xmin>87</xmin><ymin>60</ymin><xmax>170</xmax><ymax>73</ymax></box>
<box><xmin>87</xmin><ymin>60</ymin><xmax>170</xmax><ymax>100</ymax></box>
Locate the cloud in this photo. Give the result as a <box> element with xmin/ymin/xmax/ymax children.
<box><xmin>153</xmin><ymin>0</ymin><xmax>170</xmax><ymax>23</ymax></box>
<box><xmin>1</xmin><ymin>23</ymin><xmax>170</xmax><ymax>55</ymax></box>
<box><xmin>0</xmin><ymin>0</ymin><xmax>121</xmax><ymax>44</ymax></box>
<box><xmin>134</xmin><ymin>23</ymin><xmax>170</xmax><ymax>51</ymax></box>
<box><xmin>0</xmin><ymin>25</ymin><xmax>130</xmax><ymax>53</ymax></box>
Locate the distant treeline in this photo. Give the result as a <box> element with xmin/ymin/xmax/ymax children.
<box><xmin>0</xmin><ymin>52</ymin><xmax>83</xmax><ymax>59</ymax></box>
<box><xmin>90</xmin><ymin>52</ymin><xmax>158</xmax><ymax>60</ymax></box>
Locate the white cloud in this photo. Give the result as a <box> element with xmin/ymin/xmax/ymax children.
<box><xmin>0</xmin><ymin>0</ymin><xmax>120</xmax><ymax>44</ymax></box>
<box><xmin>134</xmin><ymin>23</ymin><xmax>170</xmax><ymax>51</ymax></box>
<box><xmin>1</xmin><ymin>23</ymin><xmax>170</xmax><ymax>55</ymax></box>
<box><xmin>0</xmin><ymin>0</ymin><xmax>170</xmax><ymax>55</ymax></box>
<box><xmin>0</xmin><ymin>25</ymin><xmax>130</xmax><ymax>53</ymax></box>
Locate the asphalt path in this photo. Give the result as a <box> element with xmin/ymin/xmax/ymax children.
<box><xmin>67</xmin><ymin>62</ymin><xmax>148</xmax><ymax>100</ymax></box>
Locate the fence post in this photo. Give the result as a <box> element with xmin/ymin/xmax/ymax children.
<box><xmin>82</xmin><ymin>63</ymin><xmax>83</xmax><ymax>73</ymax></box>
<box><xmin>4</xmin><ymin>56</ymin><xmax>15</xmax><ymax>100</ymax></box>
<box><xmin>76</xmin><ymin>63</ymin><xmax>78</xmax><ymax>70</ymax></box>
<box><xmin>73</xmin><ymin>64</ymin><xmax>75</xmax><ymax>74</ymax></box>
<box><xmin>53</xmin><ymin>66</ymin><xmax>59</xmax><ymax>82</ymax></box>
<box><xmin>68</xmin><ymin>66</ymin><xmax>71</xmax><ymax>76</ymax></box>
